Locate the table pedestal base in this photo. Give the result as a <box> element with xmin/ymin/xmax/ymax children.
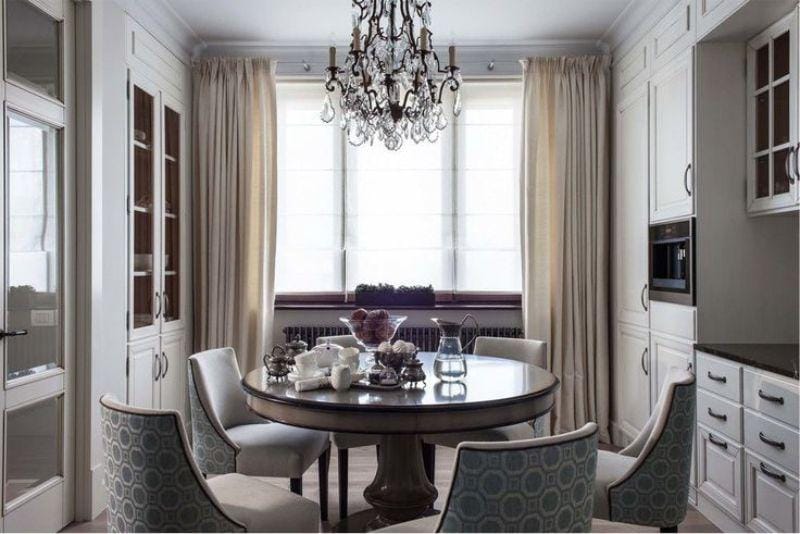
<box><xmin>363</xmin><ymin>434</ymin><xmax>438</xmax><ymax>524</ymax></box>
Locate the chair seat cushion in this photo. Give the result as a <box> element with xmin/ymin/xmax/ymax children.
<box><xmin>593</xmin><ymin>450</ymin><xmax>636</xmax><ymax>520</ymax></box>
<box><xmin>227</xmin><ymin>423</ymin><xmax>329</xmax><ymax>478</ymax></box>
<box><xmin>208</xmin><ymin>473</ymin><xmax>319</xmax><ymax>532</ymax></box>
<box><xmin>423</xmin><ymin>423</ymin><xmax>534</xmax><ymax>449</ymax></box>
<box><xmin>332</xmin><ymin>432</ymin><xmax>381</xmax><ymax>449</ymax></box>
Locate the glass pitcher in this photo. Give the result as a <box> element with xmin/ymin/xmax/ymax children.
<box><xmin>432</xmin><ymin>314</ymin><xmax>478</xmax><ymax>382</ymax></box>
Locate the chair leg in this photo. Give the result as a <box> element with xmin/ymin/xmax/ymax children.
<box><xmin>422</xmin><ymin>442</ymin><xmax>435</xmax><ymax>485</ymax></box>
<box><xmin>290</xmin><ymin>477</ymin><xmax>302</xmax><ymax>496</ymax></box>
<box><xmin>318</xmin><ymin>446</ymin><xmax>330</xmax><ymax>522</ymax></box>
<box><xmin>338</xmin><ymin>448</ymin><xmax>348</xmax><ymax>521</ymax></box>
<box><xmin>660</xmin><ymin>527</ymin><xmax>678</xmax><ymax>533</ymax></box>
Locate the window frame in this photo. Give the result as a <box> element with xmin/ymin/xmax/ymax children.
<box><xmin>275</xmin><ymin>77</ymin><xmax>523</xmax><ymax>306</ymax></box>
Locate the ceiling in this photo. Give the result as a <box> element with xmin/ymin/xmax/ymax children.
<box><xmin>167</xmin><ymin>0</ymin><xmax>633</xmax><ymax>47</ymax></box>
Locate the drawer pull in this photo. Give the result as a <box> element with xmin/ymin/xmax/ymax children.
<box><xmin>760</xmin><ymin>462</ymin><xmax>787</xmax><ymax>483</ymax></box>
<box><xmin>707</xmin><ymin>371</ymin><xmax>727</xmax><ymax>383</ymax></box>
<box><xmin>758</xmin><ymin>389</ymin><xmax>785</xmax><ymax>405</ymax></box>
<box><xmin>708</xmin><ymin>433</ymin><xmax>727</xmax><ymax>449</ymax></box>
<box><xmin>707</xmin><ymin>407</ymin><xmax>727</xmax><ymax>421</ymax></box>
<box><xmin>758</xmin><ymin>432</ymin><xmax>786</xmax><ymax>450</ymax></box>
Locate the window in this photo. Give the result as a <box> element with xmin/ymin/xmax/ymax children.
<box><xmin>275</xmin><ymin>81</ymin><xmax>521</xmax><ymax>295</ymax></box>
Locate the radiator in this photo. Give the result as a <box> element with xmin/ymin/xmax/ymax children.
<box><xmin>283</xmin><ymin>325</ymin><xmax>523</xmax><ymax>353</ymax></box>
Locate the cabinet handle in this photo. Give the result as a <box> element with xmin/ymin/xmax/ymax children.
<box><xmin>758</xmin><ymin>389</ymin><xmax>784</xmax><ymax>405</ymax></box>
<box><xmin>786</xmin><ymin>146</ymin><xmax>797</xmax><ymax>185</ymax></box>
<box><xmin>759</xmin><ymin>432</ymin><xmax>785</xmax><ymax>450</ymax></box>
<box><xmin>0</xmin><ymin>329</ymin><xmax>27</xmax><ymax>340</ymax></box>
<box><xmin>683</xmin><ymin>163</ymin><xmax>692</xmax><ymax>195</ymax></box>
<box><xmin>707</xmin><ymin>407</ymin><xmax>728</xmax><ymax>421</ymax></box>
<box><xmin>641</xmin><ymin>347</ymin><xmax>649</xmax><ymax>376</ymax></box>
<box><xmin>640</xmin><ymin>283</ymin><xmax>648</xmax><ymax>311</ymax></box>
<box><xmin>153</xmin><ymin>353</ymin><xmax>161</xmax><ymax>382</ymax></box>
<box><xmin>708</xmin><ymin>433</ymin><xmax>727</xmax><ymax>449</ymax></box>
<box><xmin>155</xmin><ymin>292</ymin><xmax>162</xmax><ymax>319</ymax></box>
<box><xmin>794</xmin><ymin>143</ymin><xmax>800</xmax><ymax>182</ymax></box>
<box><xmin>760</xmin><ymin>462</ymin><xmax>787</xmax><ymax>483</ymax></box>
<box><xmin>707</xmin><ymin>371</ymin><xmax>727</xmax><ymax>383</ymax></box>
<box><xmin>161</xmin><ymin>352</ymin><xmax>169</xmax><ymax>379</ymax></box>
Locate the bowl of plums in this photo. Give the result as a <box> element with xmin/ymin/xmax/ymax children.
<box><xmin>340</xmin><ymin>308</ymin><xmax>407</xmax><ymax>352</ymax></box>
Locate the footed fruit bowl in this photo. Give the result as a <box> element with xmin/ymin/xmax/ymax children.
<box><xmin>340</xmin><ymin>311</ymin><xmax>407</xmax><ymax>352</ymax></box>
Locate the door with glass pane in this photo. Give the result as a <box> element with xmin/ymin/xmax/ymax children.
<box><xmin>160</xmin><ymin>94</ymin><xmax>184</xmax><ymax>332</ymax></box>
<box><xmin>128</xmin><ymin>75</ymin><xmax>161</xmax><ymax>340</ymax></box>
<box><xmin>1</xmin><ymin>110</ymin><xmax>70</xmax><ymax>531</ymax></box>
<box><xmin>747</xmin><ymin>11</ymin><xmax>798</xmax><ymax>214</ymax></box>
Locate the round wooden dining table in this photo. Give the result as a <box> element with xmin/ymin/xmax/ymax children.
<box><xmin>242</xmin><ymin>352</ymin><xmax>559</xmax><ymax>527</ymax></box>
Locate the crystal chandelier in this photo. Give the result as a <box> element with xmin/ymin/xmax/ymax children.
<box><xmin>322</xmin><ymin>0</ymin><xmax>463</xmax><ymax>151</ymax></box>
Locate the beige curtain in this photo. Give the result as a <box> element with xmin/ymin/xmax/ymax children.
<box><xmin>192</xmin><ymin>57</ymin><xmax>278</xmax><ymax>374</ymax></box>
<box><xmin>520</xmin><ymin>56</ymin><xmax>611</xmax><ymax>442</ymax></box>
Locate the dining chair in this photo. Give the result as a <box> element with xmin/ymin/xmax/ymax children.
<box><xmin>99</xmin><ymin>395</ymin><xmax>320</xmax><ymax>532</ymax></box>
<box><xmin>422</xmin><ymin>336</ymin><xmax>548</xmax><ymax>484</ymax></box>
<box><xmin>188</xmin><ymin>347</ymin><xmax>331</xmax><ymax>520</ymax></box>
<box><xmin>593</xmin><ymin>367</ymin><xmax>695</xmax><ymax>533</ymax></box>
<box><xmin>316</xmin><ymin>334</ymin><xmax>381</xmax><ymax>520</ymax></box>
<box><xmin>377</xmin><ymin>422</ymin><xmax>599</xmax><ymax>533</ymax></box>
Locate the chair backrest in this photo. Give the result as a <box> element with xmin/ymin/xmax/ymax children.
<box><xmin>316</xmin><ymin>334</ymin><xmax>360</xmax><ymax>349</ymax></box>
<box><xmin>474</xmin><ymin>336</ymin><xmax>547</xmax><ymax>368</ymax></box>
<box><xmin>608</xmin><ymin>367</ymin><xmax>696</xmax><ymax>527</ymax></box>
<box><xmin>436</xmin><ymin>422</ymin><xmax>598</xmax><ymax>533</ymax></box>
<box><xmin>188</xmin><ymin>347</ymin><xmax>262</xmax><ymax>430</ymax></box>
<box><xmin>99</xmin><ymin>395</ymin><xmax>245</xmax><ymax>532</ymax></box>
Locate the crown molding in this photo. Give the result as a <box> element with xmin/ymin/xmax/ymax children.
<box><xmin>111</xmin><ymin>0</ymin><xmax>204</xmax><ymax>62</ymax></box>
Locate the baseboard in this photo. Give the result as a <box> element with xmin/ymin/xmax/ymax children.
<box><xmin>696</xmin><ymin>493</ymin><xmax>747</xmax><ymax>533</ymax></box>
<box><xmin>90</xmin><ymin>463</ymin><xmax>107</xmax><ymax>519</ymax></box>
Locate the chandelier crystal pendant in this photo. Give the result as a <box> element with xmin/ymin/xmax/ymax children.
<box><xmin>322</xmin><ymin>0</ymin><xmax>463</xmax><ymax>151</ymax></box>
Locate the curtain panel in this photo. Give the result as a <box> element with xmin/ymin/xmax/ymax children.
<box><xmin>520</xmin><ymin>55</ymin><xmax>611</xmax><ymax>441</ymax></box>
<box><xmin>192</xmin><ymin>57</ymin><xmax>278</xmax><ymax>373</ymax></box>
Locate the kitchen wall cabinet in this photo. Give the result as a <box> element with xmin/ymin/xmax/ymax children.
<box><xmin>650</xmin><ymin>48</ymin><xmax>695</xmax><ymax>222</ymax></box>
<box><xmin>695</xmin><ymin>0</ymin><xmax>747</xmax><ymax>40</ymax></box>
<box><xmin>746</xmin><ymin>10</ymin><xmax>799</xmax><ymax>215</ymax></box>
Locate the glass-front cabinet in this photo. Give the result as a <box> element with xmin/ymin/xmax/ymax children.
<box><xmin>128</xmin><ymin>74</ymin><xmax>185</xmax><ymax>340</ymax></box>
<box><xmin>747</xmin><ymin>10</ymin><xmax>799</xmax><ymax>214</ymax></box>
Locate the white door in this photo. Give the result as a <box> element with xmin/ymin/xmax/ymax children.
<box><xmin>650</xmin><ymin>48</ymin><xmax>694</xmax><ymax>222</ymax></box>
<box><xmin>615</xmin><ymin>323</ymin><xmax>651</xmax><ymax>441</ymax></box>
<box><xmin>615</xmin><ymin>83</ymin><xmax>650</xmax><ymax>328</ymax></box>
<box><xmin>0</xmin><ymin>108</ymin><xmax>73</xmax><ymax>532</ymax></box>
<box><xmin>159</xmin><ymin>332</ymin><xmax>185</xmax><ymax>417</ymax></box>
<box><xmin>127</xmin><ymin>337</ymin><xmax>160</xmax><ymax>410</ymax></box>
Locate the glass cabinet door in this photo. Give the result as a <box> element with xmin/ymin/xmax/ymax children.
<box><xmin>131</xmin><ymin>83</ymin><xmax>159</xmax><ymax>334</ymax></box>
<box><xmin>162</xmin><ymin>104</ymin><xmax>181</xmax><ymax>325</ymax></box>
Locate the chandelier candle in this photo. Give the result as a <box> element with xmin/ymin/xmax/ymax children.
<box><xmin>322</xmin><ymin>0</ymin><xmax>463</xmax><ymax>150</ymax></box>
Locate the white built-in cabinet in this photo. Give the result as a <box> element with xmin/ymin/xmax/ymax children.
<box><xmin>615</xmin><ymin>323</ymin><xmax>652</xmax><ymax>438</ymax></box>
<box><xmin>695</xmin><ymin>0</ymin><xmax>747</xmax><ymax>40</ymax></box>
<box><xmin>125</xmin><ymin>16</ymin><xmax>189</xmax><ymax>417</ymax></box>
<box><xmin>746</xmin><ymin>10</ymin><xmax>799</xmax><ymax>215</ymax></box>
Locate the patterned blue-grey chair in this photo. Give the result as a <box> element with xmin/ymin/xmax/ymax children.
<box><xmin>379</xmin><ymin>422</ymin><xmax>599</xmax><ymax>533</ymax></box>
<box><xmin>593</xmin><ymin>367</ymin><xmax>695</xmax><ymax>533</ymax></box>
<box><xmin>316</xmin><ymin>334</ymin><xmax>382</xmax><ymax>520</ymax></box>
<box><xmin>423</xmin><ymin>336</ymin><xmax>548</xmax><ymax>484</ymax></box>
<box><xmin>188</xmin><ymin>347</ymin><xmax>331</xmax><ymax>520</ymax></box>
<box><xmin>99</xmin><ymin>395</ymin><xmax>320</xmax><ymax>532</ymax></box>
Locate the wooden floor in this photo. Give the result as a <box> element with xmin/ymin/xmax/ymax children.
<box><xmin>63</xmin><ymin>444</ymin><xmax>718</xmax><ymax>533</ymax></box>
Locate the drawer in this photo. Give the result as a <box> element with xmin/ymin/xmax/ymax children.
<box><xmin>698</xmin><ymin>390</ymin><xmax>742</xmax><ymax>442</ymax></box>
<box><xmin>744</xmin><ymin>410</ymin><xmax>799</xmax><ymax>475</ymax></box>
<box><xmin>650</xmin><ymin>301</ymin><xmax>696</xmax><ymax>340</ymax></box>
<box><xmin>744</xmin><ymin>452</ymin><xmax>800</xmax><ymax>533</ymax></box>
<box><xmin>697</xmin><ymin>352</ymin><xmax>742</xmax><ymax>402</ymax></box>
<box><xmin>697</xmin><ymin>424</ymin><xmax>744</xmax><ymax>521</ymax></box>
<box><xmin>743</xmin><ymin>369</ymin><xmax>799</xmax><ymax>429</ymax></box>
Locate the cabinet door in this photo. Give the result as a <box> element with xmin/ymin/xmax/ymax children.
<box><xmin>696</xmin><ymin>0</ymin><xmax>747</xmax><ymax>40</ymax></box>
<box><xmin>159</xmin><ymin>332</ymin><xmax>186</xmax><ymax>417</ymax></box>
<box><xmin>650</xmin><ymin>48</ymin><xmax>694</xmax><ymax>222</ymax></box>
<box><xmin>697</xmin><ymin>424</ymin><xmax>744</xmax><ymax>521</ymax></box>
<box><xmin>649</xmin><ymin>334</ymin><xmax>692</xmax><ymax>407</ymax></box>
<box><xmin>127</xmin><ymin>338</ymin><xmax>160</xmax><ymax>409</ymax></box>
<box><xmin>615</xmin><ymin>83</ymin><xmax>650</xmax><ymax>328</ymax></box>
<box><xmin>745</xmin><ymin>452</ymin><xmax>800</xmax><ymax>533</ymax></box>
<box><xmin>615</xmin><ymin>323</ymin><xmax>651</xmax><ymax>440</ymax></box>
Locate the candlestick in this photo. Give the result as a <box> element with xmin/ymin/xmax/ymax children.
<box><xmin>420</xmin><ymin>27</ymin><xmax>429</xmax><ymax>51</ymax></box>
<box><xmin>352</xmin><ymin>27</ymin><xmax>361</xmax><ymax>52</ymax></box>
<box><xmin>329</xmin><ymin>46</ymin><xmax>336</xmax><ymax>67</ymax></box>
<box><xmin>449</xmin><ymin>45</ymin><xmax>456</xmax><ymax>66</ymax></box>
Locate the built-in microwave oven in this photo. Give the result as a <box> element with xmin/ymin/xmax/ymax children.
<box><xmin>649</xmin><ymin>218</ymin><xmax>695</xmax><ymax>306</ymax></box>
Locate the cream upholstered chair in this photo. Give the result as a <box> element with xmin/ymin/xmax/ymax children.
<box><xmin>100</xmin><ymin>395</ymin><xmax>319</xmax><ymax>532</ymax></box>
<box><xmin>593</xmin><ymin>367</ymin><xmax>695</xmax><ymax>533</ymax></box>
<box><xmin>378</xmin><ymin>423</ymin><xmax>599</xmax><ymax>533</ymax></box>
<box><xmin>316</xmin><ymin>334</ymin><xmax>381</xmax><ymax>520</ymax></box>
<box><xmin>422</xmin><ymin>336</ymin><xmax>548</xmax><ymax>483</ymax></box>
<box><xmin>188</xmin><ymin>347</ymin><xmax>331</xmax><ymax>520</ymax></box>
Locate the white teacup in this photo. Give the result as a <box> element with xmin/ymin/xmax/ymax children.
<box><xmin>294</xmin><ymin>351</ymin><xmax>319</xmax><ymax>377</ymax></box>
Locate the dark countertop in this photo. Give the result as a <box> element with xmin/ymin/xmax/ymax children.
<box><xmin>694</xmin><ymin>343</ymin><xmax>799</xmax><ymax>380</ymax></box>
